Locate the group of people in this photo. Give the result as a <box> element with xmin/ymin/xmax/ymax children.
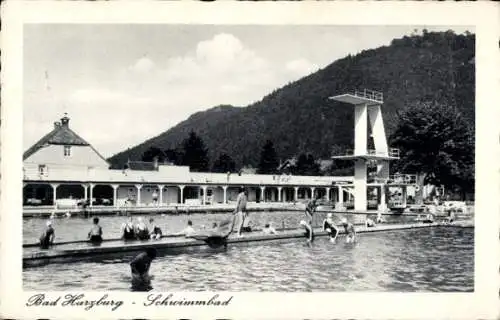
<box><xmin>39</xmin><ymin>216</ymin><xmax>104</xmax><ymax>248</ymax></box>
<box><xmin>121</xmin><ymin>216</ymin><xmax>163</xmax><ymax>240</ymax></box>
<box><xmin>299</xmin><ymin>195</ymin><xmax>358</xmax><ymax>244</ymax></box>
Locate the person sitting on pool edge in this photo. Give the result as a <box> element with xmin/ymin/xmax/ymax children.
<box><xmin>341</xmin><ymin>217</ymin><xmax>356</xmax><ymax>243</ymax></box>
<box><xmin>322</xmin><ymin>213</ymin><xmax>338</xmax><ymax>243</ymax></box>
<box><xmin>130</xmin><ymin>248</ymin><xmax>157</xmax><ymax>284</ymax></box>
<box><xmin>39</xmin><ymin>220</ymin><xmax>55</xmax><ymax>249</ymax></box>
<box><xmin>121</xmin><ymin>216</ymin><xmax>136</xmax><ymax>240</ymax></box>
<box><xmin>149</xmin><ymin>218</ymin><xmax>162</xmax><ymax>240</ymax></box>
<box><xmin>135</xmin><ymin>217</ymin><xmax>150</xmax><ymax>240</ymax></box>
<box><xmin>88</xmin><ymin>217</ymin><xmax>103</xmax><ymax>245</ymax></box>
<box><xmin>300</xmin><ymin>220</ymin><xmax>314</xmax><ymax>242</ymax></box>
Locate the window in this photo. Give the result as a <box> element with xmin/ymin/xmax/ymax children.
<box><xmin>38</xmin><ymin>165</ymin><xmax>46</xmax><ymax>176</ymax></box>
<box><xmin>64</xmin><ymin>145</ymin><xmax>71</xmax><ymax>156</ymax></box>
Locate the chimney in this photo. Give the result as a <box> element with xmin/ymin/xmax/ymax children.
<box><xmin>54</xmin><ymin>122</ymin><xmax>61</xmax><ymax>129</ymax></box>
<box><xmin>60</xmin><ymin>113</ymin><xmax>70</xmax><ymax>127</ymax></box>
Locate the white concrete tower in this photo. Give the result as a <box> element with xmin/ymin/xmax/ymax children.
<box><xmin>329</xmin><ymin>89</ymin><xmax>399</xmax><ymax>211</ymax></box>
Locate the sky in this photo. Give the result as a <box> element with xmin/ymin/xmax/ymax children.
<box><xmin>23</xmin><ymin>24</ymin><xmax>472</xmax><ymax>158</ymax></box>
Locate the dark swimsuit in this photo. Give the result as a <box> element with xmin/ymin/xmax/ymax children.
<box><xmin>130</xmin><ymin>252</ymin><xmax>152</xmax><ymax>275</ymax></box>
<box><xmin>123</xmin><ymin>225</ymin><xmax>136</xmax><ymax>240</ymax></box>
<box><xmin>89</xmin><ymin>226</ymin><xmax>103</xmax><ymax>244</ymax></box>
<box><xmin>152</xmin><ymin>226</ymin><xmax>162</xmax><ymax>236</ymax></box>
<box><xmin>323</xmin><ymin>221</ymin><xmax>338</xmax><ymax>237</ymax></box>
<box><xmin>304</xmin><ymin>228</ymin><xmax>315</xmax><ymax>241</ymax></box>
<box><xmin>39</xmin><ymin>227</ymin><xmax>54</xmax><ymax>249</ymax></box>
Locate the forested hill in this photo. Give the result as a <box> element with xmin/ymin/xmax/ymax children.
<box><xmin>109</xmin><ymin>30</ymin><xmax>475</xmax><ymax>169</ymax></box>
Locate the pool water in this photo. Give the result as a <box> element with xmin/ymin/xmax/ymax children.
<box><xmin>23</xmin><ymin>211</ymin><xmax>416</xmax><ymax>244</ymax></box>
<box><xmin>23</xmin><ymin>227</ymin><xmax>474</xmax><ymax>292</ymax></box>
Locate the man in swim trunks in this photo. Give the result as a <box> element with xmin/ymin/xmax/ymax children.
<box><xmin>341</xmin><ymin>217</ymin><xmax>356</xmax><ymax>243</ymax></box>
<box><xmin>305</xmin><ymin>194</ymin><xmax>320</xmax><ymax>227</ymax></box>
<box><xmin>234</xmin><ymin>187</ymin><xmax>248</xmax><ymax>237</ymax></box>
<box><xmin>88</xmin><ymin>217</ymin><xmax>103</xmax><ymax>244</ymax></box>
<box><xmin>130</xmin><ymin>248</ymin><xmax>157</xmax><ymax>283</ymax></box>
<box><xmin>39</xmin><ymin>220</ymin><xmax>55</xmax><ymax>249</ymax></box>
<box><xmin>323</xmin><ymin>213</ymin><xmax>338</xmax><ymax>243</ymax></box>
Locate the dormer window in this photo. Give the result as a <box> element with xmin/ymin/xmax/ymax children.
<box><xmin>64</xmin><ymin>145</ymin><xmax>71</xmax><ymax>156</ymax></box>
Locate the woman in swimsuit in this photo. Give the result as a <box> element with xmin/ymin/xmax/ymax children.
<box><xmin>121</xmin><ymin>217</ymin><xmax>136</xmax><ymax>240</ymax></box>
<box><xmin>135</xmin><ymin>217</ymin><xmax>150</xmax><ymax>240</ymax></box>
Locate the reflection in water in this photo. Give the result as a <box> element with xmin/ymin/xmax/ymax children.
<box><xmin>23</xmin><ymin>227</ymin><xmax>474</xmax><ymax>292</ymax></box>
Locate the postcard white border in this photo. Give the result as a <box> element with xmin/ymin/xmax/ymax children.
<box><xmin>1</xmin><ymin>1</ymin><xmax>499</xmax><ymax>319</ymax></box>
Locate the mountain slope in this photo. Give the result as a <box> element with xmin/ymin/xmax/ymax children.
<box><xmin>109</xmin><ymin>30</ymin><xmax>475</xmax><ymax>169</ymax></box>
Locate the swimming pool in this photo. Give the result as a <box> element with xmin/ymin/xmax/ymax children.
<box><xmin>23</xmin><ymin>226</ymin><xmax>473</xmax><ymax>292</ymax></box>
<box><xmin>23</xmin><ymin>210</ymin><xmax>416</xmax><ymax>244</ymax></box>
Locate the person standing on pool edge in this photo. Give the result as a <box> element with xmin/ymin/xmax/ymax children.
<box><xmin>88</xmin><ymin>217</ymin><xmax>103</xmax><ymax>245</ymax></box>
<box><xmin>305</xmin><ymin>193</ymin><xmax>320</xmax><ymax>228</ymax></box>
<box><xmin>233</xmin><ymin>187</ymin><xmax>248</xmax><ymax>237</ymax></box>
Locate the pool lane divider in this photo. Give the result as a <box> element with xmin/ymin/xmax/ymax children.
<box><xmin>23</xmin><ymin>220</ymin><xmax>473</xmax><ymax>268</ymax></box>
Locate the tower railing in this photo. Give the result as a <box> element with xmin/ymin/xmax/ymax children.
<box><xmin>331</xmin><ymin>148</ymin><xmax>400</xmax><ymax>159</ymax></box>
<box><xmin>352</xmin><ymin>89</ymin><xmax>384</xmax><ymax>103</ymax></box>
<box><xmin>387</xmin><ymin>174</ymin><xmax>418</xmax><ymax>185</ymax></box>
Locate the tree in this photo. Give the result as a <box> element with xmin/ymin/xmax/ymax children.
<box><xmin>141</xmin><ymin>146</ymin><xmax>166</xmax><ymax>162</ymax></box>
<box><xmin>212</xmin><ymin>153</ymin><xmax>236</xmax><ymax>173</ymax></box>
<box><xmin>390</xmin><ymin>101</ymin><xmax>474</xmax><ymax>200</ymax></box>
<box><xmin>257</xmin><ymin>140</ymin><xmax>279</xmax><ymax>174</ymax></box>
<box><xmin>292</xmin><ymin>153</ymin><xmax>321</xmax><ymax>176</ymax></box>
<box><xmin>164</xmin><ymin>148</ymin><xmax>183</xmax><ymax>165</ymax></box>
<box><xmin>181</xmin><ymin>131</ymin><xmax>210</xmax><ymax>172</ymax></box>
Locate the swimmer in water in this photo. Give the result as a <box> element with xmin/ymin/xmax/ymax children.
<box><xmin>130</xmin><ymin>248</ymin><xmax>157</xmax><ymax>284</ymax></box>
<box><xmin>39</xmin><ymin>220</ymin><xmax>55</xmax><ymax>249</ymax></box>
<box><xmin>300</xmin><ymin>220</ymin><xmax>314</xmax><ymax>242</ymax></box>
<box><xmin>263</xmin><ymin>222</ymin><xmax>277</xmax><ymax>235</ymax></box>
<box><xmin>88</xmin><ymin>217</ymin><xmax>103</xmax><ymax>245</ymax></box>
<box><xmin>322</xmin><ymin>213</ymin><xmax>338</xmax><ymax>243</ymax></box>
<box><xmin>341</xmin><ymin>218</ymin><xmax>356</xmax><ymax>243</ymax></box>
<box><xmin>174</xmin><ymin>220</ymin><xmax>196</xmax><ymax>237</ymax></box>
<box><xmin>365</xmin><ymin>216</ymin><xmax>376</xmax><ymax>228</ymax></box>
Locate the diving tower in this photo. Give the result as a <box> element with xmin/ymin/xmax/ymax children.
<box><xmin>329</xmin><ymin>89</ymin><xmax>399</xmax><ymax>212</ymax></box>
